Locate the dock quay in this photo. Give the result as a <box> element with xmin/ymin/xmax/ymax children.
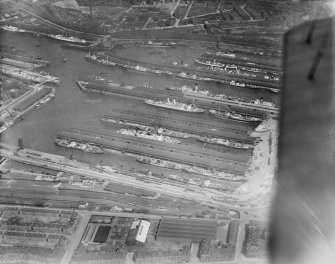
<box><xmin>14</xmin><ymin>86</ymin><xmax>52</xmax><ymax>112</ymax></box>
<box><xmin>59</xmin><ymin>127</ymin><xmax>250</xmax><ymax>174</ymax></box>
<box><xmin>101</xmin><ymin>109</ymin><xmax>256</xmax><ymax>144</ymax></box>
<box><xmin>1</xmin><ymin>64</ymin><xmax>60</xmax><ymax>85</ymax></box>
<box><xmin>77</xmin><ymin>80</ymin><xmax>276</xmax><ymax>117</ymax></box>
<box><xmin>86</xmin><ymin>53</ymin><xmax>281</xmax><ymax>91</ymax></box>
<box><xmin>0</xmin><ymin>57</ymin><xmax>43</xmax><ymax>70</ymax></box>
<box><xmin>1</xmin><ymin>53</ymin><xmax>49</xmax><ymax>66</ymax></box>
<box><xmin>76</xmin><ymin>79</ymin><xmax>184</xmax><ymax>100</ymax></box>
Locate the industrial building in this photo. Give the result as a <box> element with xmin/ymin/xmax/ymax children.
<box><xmin>126</xmin><ymin>219</ymin><xmax>151</xmax><ymax>245</ymax></box>
<box><xmin>155</xmin><ymin>218</ymin><xmax>218</xmax><ymax>241</ymax></box>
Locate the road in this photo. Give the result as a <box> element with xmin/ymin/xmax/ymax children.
<box><xmin>0</xmin><ymin>203</ymin><xmax>267</xmax><ymax>264</ymax></box>
<box><xmin>60</xmin><ymin>212</ymin><xmax>90</xmax><ymax>264</ymax></box>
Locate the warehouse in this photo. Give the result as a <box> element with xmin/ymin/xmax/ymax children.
<box><xmin>156</xmin><ymin>218</ymin><xmax>218</xmax><ymax>241</ymax></box>
<box><xmin>126</xmin><ymin>219</ymin><xmax>151</xmax><ymax>245</ymax></box>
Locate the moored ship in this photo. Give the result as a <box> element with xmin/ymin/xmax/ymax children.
<box><xmin>1</xmin><ymin>25</ymin><xmax>26</xmax><ymax>32</ymax></box>
<box><xmin>137</xmin><ymin>156</ymin><xmax>245</xmax><ymax>181</ymax></box>
<box><xmin>270</xmin><ymin>88</ymin><xmax>280</xmax><ymax>93</ymax></box>
<box><xmin>197</xmin><ymin>136</ymin><xmax>253</xmax><ymax>150</ymax></box>
<box><xmin>49</xmin><ymin>34</ymin><xmax>88</xmax><ymax>44</ymax></box>
<box><xmin>194</xmin><ymin>58</ymin><xmax>225</xmax><ymax>68</ymax></box>
<box><xmin>165</xmin><ymin>85</ymin><xmax>194</xmax><ymax>93</ymax></box>
<box><xmin>137</xmin><ymin>40</ymin><xmax>176</xmax><ymax>48</ymax></box>
<box><xmin>209</xmin><ymin>109</ymin><xmax>262</xmax><ymax>123</ymax></box>
<box><xmin>55</xmin><ymin>137</ymin><xmax>104</xmax><ymax>154</ymax></box>
<box><xmin>145</xmin><ymin>98</ymin><xmax>205</xmax><ymax>113</ymax></box>
<box><xmin>76</xmin><ymin>79</ymin><xmax>134</xmax><ymax>91</ymax></box>
<box><xmin>36</xmin><ymin>88</ymin><xmax>56</xmax><ymax>109</ymax></box>
<box><xmin>230</xmin><ymin>80</ymin><xmax>246</xmax><ymax>87</ymax></box>
<box><xmin>35</xmin><ymin>94</ymin><xmax>55</xmax><ymax>109</ymax></box>
<box><xmin>206</xmin><ymin>51</ymin><xmax>236</xmax><ymax>58</ymax></box>
<box><xmin>117</xmin><ymin>129</ymin><xmax>181</xmax><ymax>144</ymax></box>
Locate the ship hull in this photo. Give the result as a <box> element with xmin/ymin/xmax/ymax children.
<box><xmin>209</xmin><ymin>110</ymin><xmax>261</xmax><ymax>123</ymax></box>
<box><xmin>55</xmin><ymin>137</ymin><xmax>104</xmax><ymax>154</ymax></box>
<box><xmin>48</xmin><ymin>35</ymin><xmax>88</xmax><ymax>44</ymax></box>
<box><xmin>144</xmin><ymin>100</ymin><xmax>205</xmax><ymax>113</ymax></box>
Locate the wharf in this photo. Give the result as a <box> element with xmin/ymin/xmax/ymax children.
<box><xmin>2</xmin><ymin>53</ymin><xmax>49</xmax><ymax>66</ymax></box>
<box><xmin>59</xmin><ymin>127</ymin><xmax>250</xmax><ymax>174</ymax></box>
<box><xmin>77</xmin><ymin>80</ymin><xmax>183</xmax><ymax>101</ymax></box>
<box><xmin>86</xmin><ymin>54</ymin><xmax>281</xmax><ymax>90</ymax></box>
<box><xmin>0</xmin><ymin>58</ymin><xmax>42</xmax><ymax>70</ymax></box>
<box><xmin>78</xmin><ymin>80</ymin><xmax>273</xmax><ymax>118</ymax></box>
<box><xmin>14</xmin><ymin>86</ymin><xmax>52</xmax><ymax>112</ymax></box>
<box><xmin>102</xmin><ymin>109</ymin><xmax>255</xmax><ymax>144</ymax></box>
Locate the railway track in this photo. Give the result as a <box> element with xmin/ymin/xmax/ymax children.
<box><xmin>59</xmin><ymin>127</ymin><xmax>250</xmax><ymax>174</ymax></box>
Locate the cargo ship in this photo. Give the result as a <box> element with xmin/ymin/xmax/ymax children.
<box><xmin>61</xmin><ymin>43</ymin><xmax>92</xmax><ymax>50</ymax></box>
<box><xmin>241</xmin><ymin>67</ymin><xmax>262</xmax><ymax>73</ymax></box>
<box><xmin>165</xmin><ymin>85</ymin><xmax>194</xmax><ymax>93</ymax></box>
<box><xmin>270</xmin><ymin>88</ymin><xmax>280</xmax><ymax>93</ymax></box>
<box><xmin>145</xmin><ymin>98</ymin><xmax>205</xmax><ymax>113</ymax></box>
<box><xmin>85</xmin><ymin>54</ymin><xmax>117</xmax><ymax>66</ymax></box>
<box><xmin>209</xmin><ymin>109</ymin><xmax>262</xmax><ymax>123</ymax></box>
<box><xmin>49</xmin><ymin>34</ymin><xmax>88</xmax><ymax>44</ymax></box>
<box><xmin>229</xmin><ymin>80</ymin><xmax>246</xmax><ymax>87</ymax></box>
<box><xmin>208</xmin><ymin>51</ymin><xmax>237</xmax><ymax>58</ymax></box>
<box><xmin>168</xmin><ymin>85</ymin><xmax>276</xmax><ymax>111</ymax></box>
<box><xmin>86</xmin><ymin>52</ymin><xmax>278</xmax><ymax>91</ymax></box>
<box><xmin>197</xmin><ymin>136</ymin><xmax>252</xmax><ymax>150</ymax></box>
<box><xmin>1</xmin><ymin>25</ymin><xmax>26</xmax><ymax>32</ymax></box>
<box><xmin>54</xmin><ymin>137</ymin><xmax>104</xmax><ymax>154</ymax></box>
<box><xmin>137</xmin><ymin>156</ymin><xmax>244</xmax><ymax>181</ymax></box>
<box><xmin>194</xmin><ymin>58</ymin><xmax>256</xmax><ymax>77</ymax></box>
<box><xmin>194</xmin><ymin>58</ymin><xmax>225</xmax><ymax>68</ymax></box>
<box><xmin>117</xmin><ymin>129</ymin><xmax>181</xmax><ymax>144</ymax></box>
<box><xmin>137</xmin><ymin>40</ymin><xmax>176</xmax><ymax>48</ymax></box>
<box><xmin>76</xmin><ymin>79</ymin><xmax>134</xmax><ymax>91</ymax></box>
<box><xmin>165</xmin><ymin>85</ymin><xmax>210</xmax><ymax>96</ymax></box>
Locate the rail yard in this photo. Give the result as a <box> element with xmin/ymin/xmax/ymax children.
<box><xmin>1</xmin><ymin>0</ymin><xmax>333</xmax><ymax>263</ymax></box>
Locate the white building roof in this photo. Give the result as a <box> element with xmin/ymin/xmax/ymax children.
<box><xmin>136</xmin><ymin>220</ymin><xmax>150</xmax><ymax>243</ymax></box>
